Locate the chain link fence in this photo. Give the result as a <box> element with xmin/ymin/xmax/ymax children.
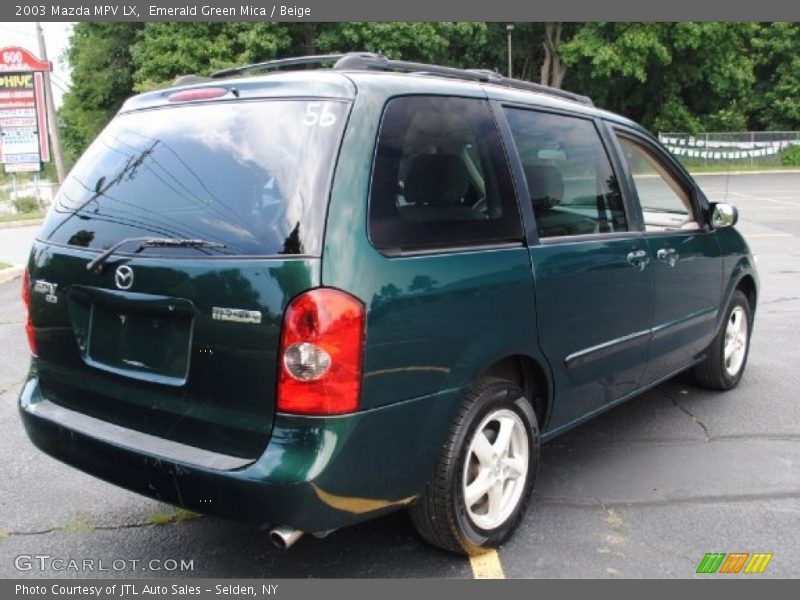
<box><xmin>658</xmin><ymin>131</ymin><xmax>800</xmax><ymax>170</ymax></box>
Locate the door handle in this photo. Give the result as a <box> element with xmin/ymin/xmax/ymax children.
<box><xmin>657</xmin><ymin>248</ymin><xmax>680</xmax><ymax>267</ymax></box>
<box><xmin>626</xmin><ymin>249</ymin><xmax>650</xmax><ymax>271</ymax></box>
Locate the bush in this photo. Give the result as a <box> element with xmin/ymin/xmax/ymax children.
<box><xmin>780</xmin><ymin>145</ymin><xmax>800</xmax><ymax>167</ymax></box>
<box><xmin>12</xmin><ymin>196</ymin><xmax>40</xmax><ymax>214</ymax></box>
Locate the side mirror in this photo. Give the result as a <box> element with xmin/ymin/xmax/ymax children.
<box><xmin>710</xmin><ymin>203</ymin><xmax>738</xmax><ymax>229</ymax></box>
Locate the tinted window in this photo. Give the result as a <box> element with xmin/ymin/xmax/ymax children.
<box><xmin>40</xmin><ymin>100</ymin><xmax>349</xmax><ymax>256</ymax></box>
<box><xmin>369</xmin><ymin>96</ymin><xmax>522</xmax><ymax>251</ymax></box>
<box><xmin>617</xmin><ymin>135</ymin><xmax>700</xmax><ymax>232</ymax></box>
<box><xmin>504</xmin><ymin>108</ymin><xmax>628</xmax><ymax>238</ymax></box>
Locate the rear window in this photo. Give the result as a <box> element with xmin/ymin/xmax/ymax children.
<box><xmin>40</xmin><ymin>99</ymin><xmax>349</xmax><ymax>257</ymax></box>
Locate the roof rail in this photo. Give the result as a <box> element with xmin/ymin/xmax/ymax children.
<box><xmin>210</xmin><ymin>54</ymin><xmax>345</xmax><ymax>79</ymax></box>
<box><xmin>206</xmin><ymin>51</ymin><xmax>593</xmax><ymax>107</ymax></box>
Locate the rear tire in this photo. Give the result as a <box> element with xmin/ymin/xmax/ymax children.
<box><xmin>693</xmin><ymin>290</ymin><xmax>752</xmax><ymax>390</ymax></box>
<box><xmin>409</xmin><ymin>377</ymin><xmax>539</xmax><ymax>555</ymax></box>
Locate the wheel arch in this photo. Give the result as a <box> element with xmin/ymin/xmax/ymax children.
<box><xmin>736</xmin><ymin>273</ymin><xmax>758</xmax><ymax>312</ymax></box>
<box><xmin>482</xmin><ymin>354</ymin><xmax>551</xmax><ymax>430</ymax></box>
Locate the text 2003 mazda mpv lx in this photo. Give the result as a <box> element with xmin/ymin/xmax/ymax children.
<box><xmin>20</xmin><ymin>53</ymin><xmax>757</xmax><ymax>554</ymax></box>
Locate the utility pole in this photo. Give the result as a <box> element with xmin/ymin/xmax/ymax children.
<box><xmin>35</xmin><ymin>22</ymin><xmax>66</xmax><ymax>185</ymax></box>
<box><xmin>506</xmin><ymin>24</ymin><xmax>514</xmax><ymax>79</ymax></box>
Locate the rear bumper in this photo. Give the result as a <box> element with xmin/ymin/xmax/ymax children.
<box><xmin>19</xmin><ymin>375</ymin><xmax>461</xmax><ymax>532</ymax></box>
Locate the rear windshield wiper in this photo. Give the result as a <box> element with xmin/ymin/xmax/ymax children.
<box><xmin>86</xmin><ymin>237</ymin><xmax>226</xmax><ymax>273</ymax></box>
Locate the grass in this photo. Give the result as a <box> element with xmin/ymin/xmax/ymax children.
<box><xmin>0</xmin><ymin>210</ymin><xmax>45</xmax><ymax>223</ymax></box>
<box><xmin>62</xmin><ymin>518</ymin><xmax>93</xmax><ymax>534</ymax></box>
<box><xmin>685</xmin><ymin>163</ymin><xmax>800</xmax><ymax>174</ymax></box>
<box><xmin>0</xmin><ymin>262</ymin><xmax>11</xmax><ymax>271</ymax></box>
<box><xmin>144</xmin><ymin>508</ymin><xmax>199</xmax><ymax>526</ymax></box>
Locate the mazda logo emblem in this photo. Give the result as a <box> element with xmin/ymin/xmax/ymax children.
<box><xmin>114</xmin><ymin>265</ymin><xmax>134</xmax><ymax>290</ymax></box>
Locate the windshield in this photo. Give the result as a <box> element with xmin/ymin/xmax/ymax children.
<box><xmin>39</xmin><ymin>99</ymin><xmax>349</xmax><ymax>257</ymax></box>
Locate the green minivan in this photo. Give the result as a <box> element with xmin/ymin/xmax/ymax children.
<box><xmin>19</xmin><ymin>53</ymin><xmax>758</xmax><ymax>555</ymax></box>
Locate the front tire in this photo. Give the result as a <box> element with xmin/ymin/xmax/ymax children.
<box><xmin>694</xmin><ymin>290</ymin><xmax>752</xmax><ymax>390</ymax></box>
<box><xmin>409</xmin><ymin>377</ymin><xmax>539</xmax><ymax>555</ymax></box>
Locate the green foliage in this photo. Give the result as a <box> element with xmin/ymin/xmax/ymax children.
<box><xmin>57</xmin><ymin>22</ymin><xmax>800</xmax><ymax>162</ymax></box>
<box><xmin>561</xmin><ymin>23</ymin><xmax>758</xmax><ymax>132</ymax></box>
<box><xmin>315</xmin><ymin>22</ymin><xmax>489</xmax><ymax>67</ymax></box>
<box><xmin>12</xmin><ymin>196</ymin><xmax>40</xmax><ymax>214</ymax></box>
<box><xmin>132</xmin><ymin>22</ymin><xmax>292</xmax><ymax>89</ymax></box>
<box><xmin>780</xmin><ymin>145</ymin><xmax>800</xmax><ymax>167</ymax></box>
<box><xmin>59</xmin><ymin>23</ymin><xmax>143</xmax><ymax>164</ymax></box>
<box><xmin>751</xmin><ymin>23</ymin><xmax>800</xmax><ymax>130</ymax></box>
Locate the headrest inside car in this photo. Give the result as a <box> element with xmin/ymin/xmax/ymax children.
<box><xmin>404</xmin><ymin>154</ymin><xmax>469</xmax><ymax>206</ymax></box>
<box><xmin>524</xmin><ymin>165</ymin><xmax>564</xmax><ymax>210</ymax></box>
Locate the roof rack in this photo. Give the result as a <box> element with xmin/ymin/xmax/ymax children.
<box><xmin>210</xmin><ymin>54</ymin><xmax>346</xmax><ymax>79</ymax></box>
<box><xmin>205</xmin><ymin>52</ymin><xmax>593</xmax><ymax>107</ymax></box>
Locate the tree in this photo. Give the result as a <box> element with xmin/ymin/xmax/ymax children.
<box><xmin>58</xmin><ymin>22</ymin><xmax>142</xmax><ymax>165</ymax></box>
<box><xmin>131</xmin><ymin>23</ymin><xmax>292</xmax><ymax>89</ymax></box>
<box><xmin>540</xmin><ymin>23</ymin><xmax>567</xmax><ymax>88</ymax></box>
<box><xmin>751</xmin><ymin>22</ymin><xmax>800</xmax><ymax>130</ymax></box>
<box><xmin>560</xmin><ymin>23</ymin><xmax>758</xmax><ymax>132</ymax></box>
<box><xmin>314</xmin><ymin>22</ymin><xmax>489</xmax><ymax>66</ymax></box>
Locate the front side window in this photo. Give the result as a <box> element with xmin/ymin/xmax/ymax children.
<box><xmin>369</xmin><ymin>96</ymin><xmax>522</xmax><ymax>252</ymax></box>
<box><xmin>504</xmin><ymin>108</ymin><xmax>628</xmax><ymax>239</ymax></box>
<box><xmin>616</xmin><ymin>135</ymin><xmax>700</xmax><ymax>232</ymax></box>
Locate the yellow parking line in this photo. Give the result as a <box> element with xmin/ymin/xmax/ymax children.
<box><xmin>469</xmin><ymin>549</ymin><xmax>506</xmax><ymax>579</ymax></box>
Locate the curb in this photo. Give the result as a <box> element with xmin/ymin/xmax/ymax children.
<box><xmin>0</xmin><ymin>219</ymin><xmax>43</xmax><ymax>230</ymax></box>
<box><xmin>0</xmin><ymin>265</ymin><xmax>24</xmax><ymax>285</ymax></box>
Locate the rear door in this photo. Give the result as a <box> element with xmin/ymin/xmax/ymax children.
<box><xmin>501</xmin><ymin>107</ymin><xmax>653</xmax><ymax>430</ymax></box>
<box><xmin>610</xmin><ymin>128</ymin><xmax>723</xmax><ymax>384</ymax></box>
<box><xmin>27</xmin><ymin>97</ymin><xmax>349</xmax><ymax>459</ymax></box>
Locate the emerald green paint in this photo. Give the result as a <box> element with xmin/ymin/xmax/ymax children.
<box><xmin>28</xmin><ymin>243</ymin><xmax>319</xmax><ymax>458</ymax></box>
<box><xmin>20</xmin><ymin>69</ymin><xmax>758</xmax><ymax>533</ymax></box>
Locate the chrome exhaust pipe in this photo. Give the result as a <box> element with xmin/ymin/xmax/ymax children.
<box><xmin>269</xmin><ymin>526</ymin><xmax>303</xmax><ymax>550</ymax></box>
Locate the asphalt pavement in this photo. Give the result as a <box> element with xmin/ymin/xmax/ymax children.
<box><xmin>0</xmin><ymin>223</ymin><xmax>38</xmax><ymax>267</ymax></box>
<box><xmin>0</xmin><ymin>172</ymin><xmax>798</xmax><ymax>578</ymax></box>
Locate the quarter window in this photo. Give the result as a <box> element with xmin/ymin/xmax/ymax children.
<box><xmin>504</xmin><ymin>108</ymin><xmax>628</xmax><ymax>239</ymax></box>
<box><xmin>617</xmin><ymin>135</ymin><xmax>700</xmax><ymax>232</ymax></box>
<box><xmin>369</xmin><ymin>96</ymin><xmax>522</xmax><ymax>252</ymax></box>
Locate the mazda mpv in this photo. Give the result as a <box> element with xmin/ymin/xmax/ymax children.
<box><xmin>19</xmin><ymin>53</ymin><xmax>758</xmax><ymax>554</ymax></box>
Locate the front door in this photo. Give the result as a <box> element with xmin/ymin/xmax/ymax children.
<box><xmin>613</xmin><ymin>130</ymin><xmax>723</xmax><ymax>384</ymax></box>
<box><xmin>502</xmin><ymin>107</ymin><xmax>653</xmax><ymax>431</ymax></box>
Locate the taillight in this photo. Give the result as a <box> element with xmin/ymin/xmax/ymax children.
<box><xmin>277</xmin><ymin>288</ymin><xmax>365</xmax><ymax>415</ymax></box>
<box><xmin>21</xmin><ymin>268</ymin><xmax>37</xmax><ymax>355</ymax></box>
<box><xmin>167</xmin><ymin>87</ymin><xmax>229</xmax><ymax>102</ymax></box>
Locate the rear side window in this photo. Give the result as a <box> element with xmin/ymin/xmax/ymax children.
<box><xmin>504</xmin><ymin>108</ymin><xmax>628</xmax><ymax>239</ymax></box>
<box><xmin>39</xmin><ymin>100</ymin><xmax>349</xmax><ymax>256</ymax></box>
<box><xmin>369</xmin><ymin>96</ymin><xmax>522</xmax><ymax>252</ymax></box>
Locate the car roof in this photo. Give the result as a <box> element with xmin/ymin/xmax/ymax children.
<box><xmin>119</xmin><ymin>67</ymin><xmax>642</xmax><ymax>132</ymax></box>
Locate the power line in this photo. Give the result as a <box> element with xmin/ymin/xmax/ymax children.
<box><xmin>0</xmin><ymin>26</ymin><xmax>36</xmax><ymax>39</ymax></box>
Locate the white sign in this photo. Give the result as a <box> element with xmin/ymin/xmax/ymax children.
<box><xmin>1</xmin><ymin>126</ymin><xmax>39</xmax><ymax>155</ymax></box>
<box><xmin>0</xmin><ymin>117</ymin><xmax>36</xmax><ymax>128</ymax></box>
<box><xmin>2</xmin><ymin>152</ymin><xmax>40</xmax><ymax>163</ymax></box>
<box><xmin>4</xmin><ymin>161</ymin><xmax>40</xmax><ymax>173</ymax></box>
<box><xmin>0</xmin><ymin>107</ymin><xmax>35</xmax><ymax>118</ymax></box>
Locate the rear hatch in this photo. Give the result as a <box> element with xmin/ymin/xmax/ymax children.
<box><xmin>26</xmin><ymin>91</ymin><xmax>350</xmax><ymax>460</ymax></box>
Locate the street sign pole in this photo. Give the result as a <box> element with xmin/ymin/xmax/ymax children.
<box><xmin>35</xmin><ymin>23</ymin><xmax>66</xmax><ymax>185</ymax></box>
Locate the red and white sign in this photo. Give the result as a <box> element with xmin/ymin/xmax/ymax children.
<box><xmin>0</xmin><ymin>47</ymin><xmax>52</xmax><ymax>73</ymax></box>
<box><xmin>0</xmin><ymin>47</ymin><xmax>51</xmax><ymax>171</ymax></box>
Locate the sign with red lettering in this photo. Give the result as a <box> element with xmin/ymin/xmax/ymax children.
<box><xmin>0</xmin><ymin>47</ymin><xmax>51</xmax><ymax>172</ymax></box>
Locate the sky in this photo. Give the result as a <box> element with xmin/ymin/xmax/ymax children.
<box><xmin>0</xmin><ymin>22</ymin><xmax>74</xmax><ymax>107</ymax></box>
